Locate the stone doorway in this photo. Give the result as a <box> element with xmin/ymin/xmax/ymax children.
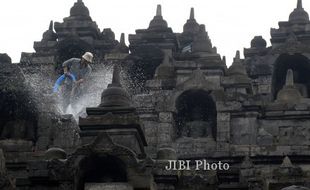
<box><xmin>78</xmin><ymin>155</ymin><xmax>128</xmax><ymax>190</ymax></box>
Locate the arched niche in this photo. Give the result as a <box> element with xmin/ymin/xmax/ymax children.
<box><xmin>78</xmin><ymin>154</ymin><xmax>128</xmax><ymax>190</ymax></box>
<box><xmin>69</xmin><ymin>133</ymin><xmax>151</xmax><ymax>190</ymax></box>
<box><xmin>272</xmin><ymin>54</ymin><xmax>310</xmax><ymax>99</ymax></box>
<box><xmin>56</xmin><ymin>38</ymin><xmax>93</xmax><ymax>74</ymax></box>
<box><xmin>175</xmin><ymin>89</ymin><xmax>217</xmax><ymax>139</ymax></box>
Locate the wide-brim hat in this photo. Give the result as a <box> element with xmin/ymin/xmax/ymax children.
<box><xmin>82</xmin><ymin>52</ymin><xmax>93</xmax><ymax>63</ymax></box>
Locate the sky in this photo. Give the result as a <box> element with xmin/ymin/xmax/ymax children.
<box><xmin>0</xmin><ymin>0</ymin><xmax>307</xmax><ymax>64</ymax></box>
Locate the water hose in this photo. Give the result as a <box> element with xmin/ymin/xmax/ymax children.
<box><xmin>53</xmin><ymin>73</ymin><xmax>76</xmax><ymax>92</ymax></box>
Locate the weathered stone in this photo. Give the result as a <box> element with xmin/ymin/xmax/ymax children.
<box><xmin>191</xmin><ymin>25</ymin><xmax>213</xmax><ymax>53</ymax></box>
<box><xmin>0</xmin><ymin>149</ymin><xmax>15</xmax><ymax>189</ymax></box>
<box><xmin>44</xmin><ymin>147</ymin><xmax>67</xmax><ymax>160</ymax></box>
<box><xmin>110</xmin><ymin>33</ymin><xmax>129</xmax><ymax>54</ymax></box>
<box><xmin>227</xmin><ymin>51</ymin><xmax>247</xmax><ymax>76</ymax></box>
<box><xmin>3</xmin><ymin>0</ymin><xmax>310</xmax><ymax>189</ymax></box>
<box><xmin>159</xmin><ymin>112</ymin><xmax>174</xmax><ymax>123</ymax></box>
<box><xmin>281</xmin><ymin>156</ymin><xmax>293</xmax><ymax>167</ymax></box>
<box><xmin>257</xmin><ymin>127</ymin><xmax>273</xmax><ymax>146</ymax></box>
<box><xmin>100</xmin><ymin>65</ymin><xmax>131</xmax><ymax>107</ymax></box>
<box><xmin>154</xmin><ymin>49</ymin><xmax>176</xmax><ymax>80</ymax></box>
<box><xmin>0</xmin><ymin>53</ymin><xmax>11</xmax><ymax>64</ymax></box>
<box><xmin>0</xmin><ymin>140</ymin><xmax>33</xmax><ymax>152</ymax></box>
<box><xmin>85</xmin><ymin>183</ymin><xmax>133</xmax><ymax>190</ymax></box>
<box><xmin>289</xmin><ymin>0</ymin><xmax>309</xmax><ymax>24</ymax></box>
<box><xmin>157</xmin><ymin>148</ymin><xmax>177</xmax><ymax>160</ymax></box>
<box><xmin>0</xmin><ymin>57</ymin><xmax>38</xmax><ymax>142</ymax></box>
<box><xmin>251</xmin><ymin>36</ymin><xmax>267</xmax><ymax>49</ymax></box>
<box><xmin>276</xmin><ymin>69</ymin><xmax>302</xmax><ymax>103</ymax></box>
<box><xmin>282</xmin><ymin>185</ymin><xmax>310</xmax><ymax>190</ymax></box>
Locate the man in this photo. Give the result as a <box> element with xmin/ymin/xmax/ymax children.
<box><xmin>62</xmin><ymin>52</ymin><xmax>93</xmax><ymax>85</ymax></box>
<box><xmin>61</xmin><ymin>52</ymin><xmax>93</xmax><ymax>111</ymax></box>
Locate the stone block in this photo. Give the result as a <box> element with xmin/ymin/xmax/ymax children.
<box><xmin>217</xmin><ymin>113</ymin><xmax>231</xmax><ymax>122</ymax></box>
<box><xmin>231</xmin><ymin>117</ymin><xmax>257</xmax><ymax>145</ymax></box>
<box><xmin>31</xmin><ymin>56</ymin><xmax>55</xmax><ymax>64</ymax></box>
<box><xmin>258</xmin><ymin>84</ymin><xmax>271</xmax><ymax>94</ymax></box>
<box><xmin>230</xmin><ymin>145</ymin><xmax>251</xmax><ymax>156</ymax></box>
<box><xmin>257</xmin><ymin>135</ymin><xmax>273</xmax><ymax>146</ymax></box>
<box><xmin>85</xmin><ymin>183</ymin><xmax>133</xmax><ymax>190</ymax></box>
<box><xmin>216</xmin><ymin>132</ymin><xmax>230</xmax><ymax>142</ymax></box>
<box><xmin>217</xmin><ymin>121</ymin><xmax>230</xmax><ymax>132</ymax></box>
<box><xmin>274</xmin><ymin>146</ymin><xmax>291</xmax><ymax>155</ymax></box>
<box><xmin>158</xmin><ymin>123</ymin><xmax>173</xmax><ymax>133</ymax></box>
<box><xmin>175</xmin><ymin>137</ymin><xmax>216</xmax><ymax>156</ymax></box>
<box><xmin>154</xmin><ymin>92</ymin><xmax>174</xmax><ymax>112</ymax></box>
<box><xmin>158</xmin><ymin>133</ymin><xmax>172</xmax><ymax>147</ymax></box>
<box><xmin>216</xmin><ymin>101</ymin><xmax>242</xmax><ymax>111</ymax></box>
<box><xmin>157</xmin><ymin>148</ymin><xmax>177</xmax><ymax>160</ymax></box>
<box><xmin>256</xmin><ymin>76</ymin><xmax>271</xmax><ymax>84</ymax></box>
<box><xmin>159</xmin><ymin>112</ymin><xmax>174</xmax><ymax>123</ymax></box>
<box><xmin>216</xmin><ymin>142</ymin><xmax>230</xmax><ymax>152</ymax></box>
<box><xmin>0</xmin><ymin>140</ymin><xmax>33</xmax><ymax>152</ymax></box>
<box><xmin>36</xmin><ymin>137</ymin><xmax>49</xmax><ymax>150</ymax></box>
<box><xmin>133</xmin><ymin>94</ymin><xmax>153</xmax><ymax>108</ymax></box>
<box><xmin>233</xmin><ymin>134</ymin><xmax>253</xmax><ymax>145</ymax></box>
<box><xmin>144</xmin><ymin>122</ymin><xmax>158</xmax><ymax>137</ymax></box>
<box><xmin>278</xmin><ymin>126</ymin><xmax>310</xmax><ymax>146</ymax></box>
<box><xmin>262</xmin><ymin>125</ymin><xmax>279</xmax><ymax>137</ymax></box>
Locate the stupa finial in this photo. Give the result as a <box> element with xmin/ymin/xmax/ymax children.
<box><xmin>49</xmin><ymin>21</ymin><xmax>53</xmax><ymax>30</ymax></box>
<box><xmin>156</xmin><ymin>4</ymin><xmax>162</xmax><ymax>16</ymax></box>
<box><xmin>281</xmin><ymin>156</ymin><xmax>293</xmax><ymax>167</ymax></box>
<box><xmin>162</xmin><ymin>50</ymin><xmax>170</xmax><ymax>65</ymax></box>
<box><xmin>111</xmin><ymin>65</ymin><xmax>121</xmax><ymax>86</ymax></box>
<box><xmin>236</xmin><ymin>50</ymin><xmax>240</xmax><ymax>59</ymax></box>
<box><xmin>190</xmin><ymin>8</ymin><xmax>195</xmax><ymax>20</ymax></box>
<box><xmin>120</xmin><ymin>33</ymin><xmax>125</xmax><ymax>45</ymax></box>
<box><xmin>100</xmin><ymin>65</ymin><xmax>132</xmax><ymax>108</ymax></box>
<box><xmin>285</xmin><ymin>69</ymin><xmax>294</xmax><ymax>86</ymax></box>
<box><xmin>233</xmin><ymin>50</ymin><xmax>241</xmax><ymax>62</ymax></box>
<box><xmin>297</xmin><ymin>0</ymin><xmax>303</xmax><ymax>9</ymax></box>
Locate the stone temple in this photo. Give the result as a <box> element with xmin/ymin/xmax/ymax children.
<box><xmin>1</xmin><ymin>0</ymin><xmax>310</xmax><ymax>189</ymax></box>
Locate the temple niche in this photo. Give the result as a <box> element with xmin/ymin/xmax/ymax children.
<box><xmin>78</xmin><ymin>155</ymin><xmax>128</xmax><ymax>189</ymax></box>
<box><xmin>272</xmin><ymin>54</ymin><xmax>310</xmax><ymax>99</ymax></box>
<box><xmin>175</xmin><ymin>90</ymin><xmax>217</xmax><ymax>139</ymax></box>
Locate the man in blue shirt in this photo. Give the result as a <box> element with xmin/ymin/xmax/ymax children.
<box><xmin>60</xmin><ymin>52</ymin><xmax>93</xmax><ymax>111</ymax></box>
<box><xmin>62</xmin><ymin>52</ymin><xmax>93</xmax><ymax>84</ymax></box>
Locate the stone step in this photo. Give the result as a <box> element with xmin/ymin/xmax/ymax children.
<box><xmin>217</xmin><ymin>168</ymin><xmax>240</xmax><ymax>183</ymax></box>
<box><xmin>218</xmin><ymin>183</ymin><xmax>248</xmax><ymax>190</ymax></box>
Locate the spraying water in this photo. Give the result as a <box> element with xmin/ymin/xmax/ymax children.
<box><xmin>60</xmin><ymin>65</ymin><xmax>113</xmax><ymax>120</ymax></box>
<box><xmin>22</xmin><ymin>64</ymin><xmax>113</xmax><ymax>121</ymax></box>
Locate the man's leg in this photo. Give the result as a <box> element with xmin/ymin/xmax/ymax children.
<box><xmin>62</xmin><ymin>84</ymin><xmax>72</xmax><ymax>113</ymax></box>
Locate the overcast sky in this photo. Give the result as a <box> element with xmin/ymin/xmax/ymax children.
<box><xmin>0</xmin><ymin>0</ymin><xmax>307</xmax><ymax>64</ymax></box>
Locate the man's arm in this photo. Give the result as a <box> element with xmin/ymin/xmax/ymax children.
<box><xmin>62</xmin><ymin>58</ymin><xmax>73</xmax><ymax>68</ymax></box>
<box><xmin>62</xmin><ymin>58</ymin><xmax>80</xmax><ymax>70</ymax></box>
<box><xmin>76</xmin><ymin>66</ymin><xmax>92</xmax><ymax>84</ymax></box>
